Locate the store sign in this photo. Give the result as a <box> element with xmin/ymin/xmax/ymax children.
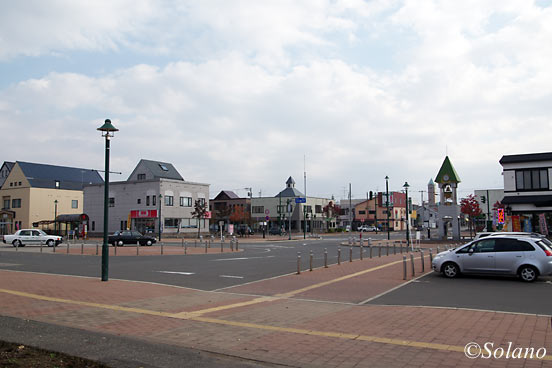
<box><xmin>497</xmin><ymin>208</ymin><xmax>505</xmax><ymax>224</ymax></box>
<box><xmin>130</xmin><ymin>210</ymin><xmax>158</xmax><ymax>218</ymax></box>
<box><xmin>539</xmin><ymin>214</ymin><xmax>549</xmax><ymax>235</ymax></box>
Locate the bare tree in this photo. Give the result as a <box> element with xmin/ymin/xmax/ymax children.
<box><xmin>191</xmin><ymin>199</ymin><xmax>208</xmax><ymax>239</ymax></box>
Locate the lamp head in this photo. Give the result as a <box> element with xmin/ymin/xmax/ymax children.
<box><xmin>403</xmin><ymin>182</ymin><xmax>410</xmax><ymax>189</ymax></box>
<box><xmin>97</xmin><ymin>119</ymin><xmax>119</xmax><ymax>137</ymax></box>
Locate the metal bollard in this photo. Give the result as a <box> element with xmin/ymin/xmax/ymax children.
<box><xmin>161</xmin><ymin>242</ymin><xmax>164</xmax><ymax>255</ymax></box>
<box><xmin>81</xmin><ymin>242</ymin><xmax>84</xmax><ymax>255</ymax></box>
<box><xmin>137</xmin><ymin>242</ymin><xmax>139</xmax><ymax>256</ymax></box>
<box><xmin>40</xmin><ymin>241</ymin><xmax>43</xmax><ymax>253</ymax></box>
<box><xmin>309</xmin><ymin>250</ymin><xmax>313</xmax><ymax>271</ymax></box>
<box><xmin>324</xmin><ymin>248</ymin><xmax>328</xmax><ymax>268</ymax></box>
<box><xmin>386</xmin><ymin>242</ymin><xmax>389</xmax><ymax>256</ymax></box>
<box><xmin>230</xmin><ymin>239</ymin><xmax>234</xmax><ymax>252</ymax></box>
<box><xmin>67</xmin><ymin>242</ymin><xmax>70</xmax><ymax>254</ymax></box>
<box><xmin>349</xmin><ymin>245</ymin><xmax>353</xmax><ymax>262</ymax></box>
<box><xmin>421</xmin><ymin>250</ymin><xmax>425</xmax><ymax>272</ymax></box>
<box><xmin>360</xmin><ymin>242</ymin><xmax>363</xmax><ymax>260</ymax></box>
<box><xmin>114</xmin><ymin>244</ymin><xmax>117</xmax><ymax>256</ymax></box>
<box><xmin>403</xmin><ymin>255</ymin><xmax>407</xmax><ymax>280</ymax></box>
<box><xmin>205</xmin><ymin>241</ymin><xmax>208</xmax><ymax>253</ymax></box>
<box><xmin>378</xmin><ymin>244</ymin><xmax>381</xmax><ymax>258</ymax></box>
<box><xmin>15</xmin><ymin>241</ymin><xmax>18</xmax><ymax>251</ymax></box>
<box><xmin>410</xmin><ymin>254</ymin><xmax>415</xmax><ymax>277</ymax></box>
<box><xmin>338</xmin><ymin>247</ymin><xmax>341</xmax><ymax>265</ymax></box>
<box><xmin>181</xmin><ymin>238</ymin><xmax>184</xmax><ymax>248</ymax></box>
<box><xmin>236</xmin><ymin>239</ymin><xmax>239</xmax><ymax>251</ymax></box>
<box><xmin>348</xmin><ymin>237</ymin><xmax>352</xmax><ymax>246</ymax></box>
<box><xmin>221</xmin><ymin>240</ymin><xmax>224</xmax><ymax>253</ymax></box>
<box><xmin>393</xmin><ymin>242</ymin><xmax>396</xmax><ymax>255</ymax></box>
<box><xmin>96</xmin><ymin>242</ymin><xmax>99</xmax><ymax>255</ymax></box>
<box><xmin>429</xmin><ymin>248</ymin><xmax>433</xmax><ymax>265</ymax></box>
<box><xmin>437</xmin><ymin>245</ymin><xmax>440</xmax><ymax>254</ymax></box>
<box><xmin>297</xmin><ymin>252</ymin><xmax>301</xmax><ymax>274</ymax></box>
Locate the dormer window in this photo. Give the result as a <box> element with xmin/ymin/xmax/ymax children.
<box><xmin>137</xmin><ymin>173</ymin><xmax>146</xmax><ymax>181</ymax></box>
<box><xmin>159</xmin><ymin>164</ymin><xmax>169</xmax><ymax>171</ymax></box>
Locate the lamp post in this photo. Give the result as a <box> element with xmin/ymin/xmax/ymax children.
<box><xmin>97</xmin><ymin>119</ymin><xmax>118</xmax><ymax>282</ymax></box>
<box><xmin>287</xmin><ymin>198</ymin><xmax>292</xmax><ymax>240</ymax></box>
<box><xmin>385</xmin><ymin>176</ymin><xmax>390</xmax><ymax>240</ymax></box>
<box><xmin>54</xmin><ymin>200</ymin><xmax>58</xmax><ymax>234</ymax></box>
<box><xmin>403</xmin><ymin>182</ymin><xmax>410</xmax><ymax>249</ymax></box>
<box><xmin>158</xmin><ymin>194</ymin><xmax>162</xmax><ymax>241</ymax></box>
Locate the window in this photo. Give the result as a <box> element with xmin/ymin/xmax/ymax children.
<box><xmin>458</xmin><ymin>239</ymin><xmax>496</xmax><ymax>253</ymax></box>
<box><xmin>495</xmin><ymin>238</ymin><xmax>535</xmax><ymax>252</ymax></box>
<box><xmin>137</xmin><ymin>198</ymin><xmax>141</xmax><ymax>204</ymax></box>
<box><xmin>252</xmin><ymin>206</ymin><xmax>264</xmax><ymax>214</ymax></box>
<box><xmin>153</xmin><ymin>195</ymin><xmax>156</xmax><ymax>206</ymax></box>
<box><xmin>18</xmin><ymin>182</ymin><xmax>21</xmax><ymax>186</ymax></box>
<box><xmin>304</xmin><ymin>205</ymin><xmax>312</xmax><ymax>213</ymax></box>
<box><xmin>515</xmin><ymin>169</ymin><xmax>549</xmax><ymax>190</ymax></box>
<box><xmin>92</xmin><ymin>221</ymin><xmax>95</xmax><ymax>231</ymax></box>
<box><xmin>315</xmin><ymin>205</ymin><xmax>322</xmax><ymax>214</ymax></box>
<box><xmin>358</xmin><ymin>210</ymin><xmax>366</xmax><ymax>215</ymax></box>
<box><xmin>9</xmin><ymin>182</ymin><xmax>13</xmax><ymax>187</ymax></box>
<box><xmin>180</xmin><ymin>197</ymin><xmax>192</xmax><ymax>207</ymax></box>
<box><xmin>3</xmin><ymin>198</ymin><xmax>10</xmax><ymax>209</ymax></box>
<box><xmin>137</xmin><ymin>173</ymin><xmax>146</xmax><ymax>180</ymax></box>
<box><xmin>164</xmin><ymin>218</ymin><xmax>179</xmax><ymax>228</ymax></box>
<box><xmin>20</xmin><ymin>230</ymin><xmax>31</xmax><ymax>236</ymax></box>
<box><xmin>71</xmin><ymin>200</ymin><xmax>78</xmax><ymax>209</ymax></box>
<box><xmin>164</xmin><ymin>195</ymin><xmax>174</xmax><ymax>206</ymax></box>
<box><xmin>159</xmin><ymin>164</ymin><xmax>169</xmax><ymax>171</ymax></box>
<box><xmin>109</xmin><ymin>197</ymin><xmax>115</xmax><ymax>207</ymax></box>
<box><xmin>198</xmin><ymin>198</ymin><xmax>205</xmax><ymax>207</ymax></box>
<box><xmin>146</xmin><ymin>196</ymin><xmax>150</xmax><ymax>206</ymax></box>
<box><xmin>12</xmin><ymin>199</ymin><xmax>21</xmax><ymax>208</ymax></box>
<box><xmin>55</xmin><ymin>180</ymin><xmax>60</xmax><ymax>189</ymax></box>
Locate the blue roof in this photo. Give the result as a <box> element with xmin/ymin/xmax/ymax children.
<box><xmin>18</xmin><ymin>161</ymin><xmax>104</xmax><ymax>190</ymax></box>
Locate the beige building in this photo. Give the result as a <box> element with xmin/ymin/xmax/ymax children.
<box><xmin>0</xmin><ymin>161</ymin><xmax>103</xmax><ymax>235</ymax></box>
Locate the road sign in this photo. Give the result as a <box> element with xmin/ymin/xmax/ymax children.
<box><xmin>295</xmin><ymin>197</ymin><xmax>306</xmax><ymax>203</ymax></box>
<box><xmin>265</xmin><ymin>209</ymin><xmax>270</xmax><ymax>215</ymax></box>
<box><xmin>265</xmin><ymin>216</ymin><xmax>270</xmax><ymax>220</ymax></box>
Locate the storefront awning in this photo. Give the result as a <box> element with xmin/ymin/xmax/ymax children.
<box><xmin>502</xmin><ymin>195</ymin><xmax>552</xmax><ymax>207</ymax></box>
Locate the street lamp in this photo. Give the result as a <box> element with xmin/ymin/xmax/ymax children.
<box><xmin>54</xmin><ymin>200</ymin><xmax>58</xmax><ymax>234</ymax></box>
<box><xmin>287</xmin><ymin>198</ymin><xmax>292</xmax><ymax>240</ymax></box>
<box><xmin>158</xmin><ymin>194</ymin><xmax>163</xmax><ymax>241</ymax></box>
<box><xmin>97</xmin><ymin>119</ymin><xmax>118</xmax><ymax>282</ymax></box>
<box><xmin>385</xmin><ymin>176</ymin><xmax>390</xmax><ymax>240</ymax></box>
<box><xmin>403</xmin><ymin>182</ymin><xmax>410</xmax><ymax>249</ymax></box>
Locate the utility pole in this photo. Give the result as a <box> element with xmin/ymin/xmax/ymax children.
<box><xmin>385</xmin><ymin>176</ymin><xmax>390</xmax><ymax>240</ymax></box>
<box><xmin>374</xmin><ymin>191</ymin><xmax>378</xmax><ymax>232</ymax></box>
<box><xmin>304</xmin><ymin>155</ymin><xmax>307</xmax><ymax>239</ymax></box>
<box><xmin>349</xmin><ymin>183</ymin><xmax>352</xmax><ymax>231</ymax></box>
<box><xmin>486</xmin><ymin>189</ymin><xmax>492</xmax><ymax>231</ymax></box>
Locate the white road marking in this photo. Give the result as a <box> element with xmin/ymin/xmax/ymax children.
<box><xmin>156</xmin><ymin>271</ymin><xmax>195</xmax><ymax>275</ymax></box>
<box><xmin>219</xmin><ymin>275</ymin><xmax>244</xmax><ymax>279</ymax></box>
<box><xmin>212</xmin><ymin>256</ymin><xmax>275</xmax><ymax>261</ymax></box>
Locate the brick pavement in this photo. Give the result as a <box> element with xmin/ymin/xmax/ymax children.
<box><xmin>0</xmin><ymin>253</ymin><xmax>551</xmax><ymax>367</ymax></box>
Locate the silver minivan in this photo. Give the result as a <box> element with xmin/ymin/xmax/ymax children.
<box><xmin>432</xmin><ymin>235</ymin><xmax>552</xmax><ymax>282</ymax></box>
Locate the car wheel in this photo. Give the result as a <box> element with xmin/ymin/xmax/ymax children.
<box><xmin>442</xmin><ymin>262</ymin><xmax>460</xmax><ymax>278</ymax></box>
<box><xmin>519</xmin><ymin>265</ymin><xmax>538</xmax><ymax>282</ymax></box>
<box><xmin>117</xmin><ymin>240</ymin><xmax>124</xmax><ymax>247</ymax></box>
<box><xmin>146</xmin><ymin>240</ymin><xmax>152</xmax><ymax>246</ymax></box>
<box><xmin>13</xmin><ymin>240</ymin><xmax>22</xmax><ymax>248</ymax></box>
<box><xmin>46</xmin><ymin>240</ymin><xmax>54</xmax><ymax>247</ymax></box>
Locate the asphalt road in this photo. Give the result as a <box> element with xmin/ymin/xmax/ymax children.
<box><xmin>368</xmin><ymin>271</ymin><xmax>552</xmax><ymax>315</ymax></box>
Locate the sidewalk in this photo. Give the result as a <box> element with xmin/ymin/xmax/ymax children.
<box><xmin>0</xmin><ymin>253</ymin><xmax>551</xmax><ymax>367</ymax></box>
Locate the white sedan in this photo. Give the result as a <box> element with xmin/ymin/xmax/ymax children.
<box><xmin>3</xmin><ymin>229</ymin><xmax>63</xmax><ymax>247</ymax></box>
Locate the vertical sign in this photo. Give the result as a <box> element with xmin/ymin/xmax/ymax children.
<box><xmin>497</xmin><ymin>208</ymin><xmax>505</xmax><ymax>224</ymax></box>
<box><xmin>539</xmin><ymin>213</ymin><xmax>549</xmax><ymax>235</ymax></box>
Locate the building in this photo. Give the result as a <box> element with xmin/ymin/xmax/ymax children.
<box><xmin>500</xmin><ymin>152</ymin><xmax>552</xmax><ymax>233</ymax></box>
<box><xmin>0</xmin><ymin>161</ymin><xmax>103</xmax><ymax>235</ymax></box>
<box><xmin>0</xmin><ymin>162</ymin><xmax>14</xmax><ymax>188</ymax></box>
<box><xmin>250</xmin><ymin>177</ymin><xmax>331</xmax><ymax>233</ymax></box>
<box><xmin>84</xmin><ymin>159</ymin><xmax>209</xmax><ymax>237</ymax></box>
<box><xmin>353</xmin><ymin>192</ymin><xmax>407</xmax><ymax>231</ymax></box>
<box><xmin>474</xmin><ymin>189</ymin><xmax>505</xmax><ymax>230</ymax></box>
<box><xmin>209</xmin><ymin>190</ymin><xmax>251</xmax><ymax>231</ymax></box>
<box><xmin>435</xmin><ymin>156</ymin><xmax>461</xmax><ymax>240</ymax></box>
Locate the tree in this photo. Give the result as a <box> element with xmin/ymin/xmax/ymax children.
<box><xmin>191</xmin><ymin>199</ymin><xmax>207</xmax><ymax>239</ymax></box>
<box><xmin>322</xmin><ymin>201</ymin><xmax>341</xmax><ymax>231</ymax></box>
<box><xmin>460</xmin><ymin>194</ymin><xmax>482</xmax><ymax>238</ymax></box>
<box><xmin>229</xmin><ymin>205</ymin><xmax>246</xmax><ymax>224</ymax></box>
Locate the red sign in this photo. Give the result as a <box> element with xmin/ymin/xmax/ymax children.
<box><xmin>204</xmin><ymin>211</ymin><xmax>212</xmax><ymax>219</ymax></box>
<box><xmin>130</xmin><ymin>210</ymin><xmax>158</xmax><ymax>218</ymax></box>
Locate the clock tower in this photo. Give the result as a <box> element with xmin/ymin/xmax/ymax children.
<box><xmin>435</xmin><ymin>156</ymin><xmax>461</xmax><ymax>240</ymax></box>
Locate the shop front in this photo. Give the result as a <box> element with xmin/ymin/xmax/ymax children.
<box><xmin>130</xmin><ymin>210</ymin><xmax>158</xmax><ymax>235</ymax></box>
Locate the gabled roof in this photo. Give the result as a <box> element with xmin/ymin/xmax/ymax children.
<box><xmin>213</xmin><ymin>190</ymin><xmax>240</xmax><ymax>200</ymax></box>
<box><xmin>2</xmin><ymin>162</ymin><xmax>14</xmax><ymax>171</ymax></box>
<box><xmin>17</xmin><ymin>161</ymin><xmax>104</xmax><ymax>190</ymax></box>
<box><xmin>129</xmin><ymin>159</ymin><xmax>184</xmax><ymax>181</ymax></box>
<box><xmin>499</xmin><ymin>152</ymin><xmax>552</xmax><ymax>165</ymax></box>
<box><xmin>435</xmin><ymin>156</ymin><xmax>461</xmax><ymax>184</ymax></box>
<box><xmin>275</xmin><ymin>187</ymin><xmax>304</xmax><ymax>198</ymax></box>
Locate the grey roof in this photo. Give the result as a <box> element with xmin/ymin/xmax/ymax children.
<box><xmin>131</xmin><ymin>159</ymin><xmax>184</xmax><ymax>181</ymax></box>
<box><xmin>275</xmin><ymin>187</ymin><xmax>304</xmax><ymax>198</ymax></box>
<box><xmin>286</xmin><ymin>176</ymin><xmax>295</xmax><ymax>186</ymax></box>
<box><xmin>2</xmin><ymin>162</ymin><xmax>14</xmax><ymax>170</ymax></box>
<box><xmin>213</xmin><ymin>190</ymin><xmax>240</xmax><ymax>200</ymax></box>
<box><xmin>18</xmin><ymin>161</ymin><xmax>104</xmax><ymax>190</ymax></box>
<box><xmin>499</xmin><ymin>152</ymin><xmax>552</xmax><ymax>165</ymax></box>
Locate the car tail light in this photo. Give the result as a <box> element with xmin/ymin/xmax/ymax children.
<box><xmin>545</xmin><ymin>249</ymin><xmax>552</xmax><ymax>257</ymax></box>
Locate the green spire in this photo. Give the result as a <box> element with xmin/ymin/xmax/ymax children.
<box><xmin>435</xmin><ymin>156</ymin><xmax>461</xmax><ymax>183</ymax></box>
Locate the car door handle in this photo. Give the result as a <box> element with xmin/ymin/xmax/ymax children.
<box><xmin>488</xmin><ymin>256</ymin><xmax>493</xmax><ymax>258</ymax></box>
<box><xmin>516</xmin><ymin>255</ymin><xmax>522</xmax><ymax>257</ymax></box>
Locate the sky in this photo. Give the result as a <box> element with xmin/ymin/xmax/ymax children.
<box><xmin>1</xmin><ymin>0</ymin><xmax>551</xmax><ymax>203</ymax></box>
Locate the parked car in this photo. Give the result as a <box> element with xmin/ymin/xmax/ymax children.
<box><xmin>473</xmin><ymin>231</ymin><xmax>537</xmax><ymax>240</ymax></box>
<box><xmin>108</xmin><ymin>230</ymin><xmax>156</xmax><ymax>246</ymax></box>
<box><xmin>269</xmin><ymin>227</ymin><xmax>284</xmax><ymax>235</ymax></box>
<box><xmin>3</xmin><ymin>229</ymin><xmax>63</xmax><ymax>247</ymax></box>
<box><xmin>236</xmin><ymin>225</ymin><xmax>254</xmax><ymax>236</ymax></box>
<box><xmin>358</xmin><ymin>226</ymin><xmax>377</xmax><ymax>232</ymax></box>
<box><xmin>432</xmin><ymin>235</ymin><xmax>552</xmax><ymax>282</ymax></box>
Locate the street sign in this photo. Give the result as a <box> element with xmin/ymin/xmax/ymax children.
<box><xmin>265</xmin><ymin>209</ymin><xmax>270</xmax><ymax>215</ymax></box>
<box><xmin>265</xmin><ymin>216</ymin><xmax>270</xmax><ymax>220</ymax></box>
<box><xmin>295</xmin><ymin>197</ymin><xmax>306</xmax><ymax>203</ymax></box>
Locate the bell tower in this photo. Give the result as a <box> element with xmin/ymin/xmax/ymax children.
<box><xmin>435</xmin><ymin>156</ymin><xmax>461</xmax><ymax>240</ymax></box>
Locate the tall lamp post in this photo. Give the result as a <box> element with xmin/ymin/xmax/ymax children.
<box><xmin>158</xmin><ymin>194</ymin><xmax>163</xmax><ymax>241</ymax></box>
<box><xmin>385</xmin><ymin>176</ymin><xmax>390</xmax><ymax>240</ymax></box>
<box><xmin>97</xmin><ymin>119</ymin><xmax>118</xmax><ymax>282</ymax></box>
<box><xmin>54</xmin><ymin>200</ymin><xmax>58</xmax><ymax>234</ymax></box>
<box><xmin>287</xmin><ymin>199</ymin><xmax>292</xmax><ymax>240</ymax></box>
<box><xmin>403</xmin><ymin>182</ymin><xmax>410</xmax><ymax>249</ymax></box>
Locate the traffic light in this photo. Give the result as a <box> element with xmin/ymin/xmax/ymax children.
<box><xmin>481</xmin><ymin>196</ymin><xmax>486</xmax><ymax>204</ymax></box>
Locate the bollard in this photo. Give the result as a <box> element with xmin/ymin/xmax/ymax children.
<box><xmin>410</xmin><ymin>254</ymin><xmax>415</xmax><ymax>277</ymax></box>
<box><xmin>349</xmin><ymin>245</ymin><xmax>353</xmax><ymax>262</ymax></box>
<box><xmin>386</xmin><ymin>242</ymin><xmax>389</xmax><ymax>256</ymax></box>
<box><xmin>205</xmin><ymin>241</ymin><xmax>208</xmax><ymax>253</ymax></box>
<box><xmin>421</xmin><ymin>250</ymin><xmax>425</xmax><ymax>272</ymax></box>
<box><xmin>53</xmin><ymin>242</ymin><xmax>55</xmax><ymax>253</ymax></box>
<box><xmin>96</xmin><ymin>242</ymin><xmax>99</xmax><ymax>255</ymax></box>
<box><xmin>221</xmin><ymin>240</ymin><xmax>224</xmax><ymax>253</ymax></box>
<box><xmin>81</xmin><ymin>242</ymin><xmax>84</xmax><ymax>255</ymax></box>
<box><xmin>324</xmin><ymin>248</ymin><xmax>328</xmax><ymax>268</ymax></box>
<box><xmin>181</xmin><ymin>238</ymin><xmax>184</xmax><ymax>248</ymax></box>
<box><xmin>378</xmin><ymin>244</ymin><xmax>381</xmax><ymax>258</ymax></box>
<box><xmin>161</xmin><ymin>242</ymin><xmax>164</xmax><ymax>255</ymax></box>
<box><xmin>137</xmin><ymin>242</ymin><xmax>139</xmax><ymax>256</ymax></box>
<box><xmin>230</xmin><ymin>239</ymin><xmax>234</xmax><ymax>252</ymax></box>
<box><xmin>297</xmin><ymin>252</ymin><xmax>301</xmax><ymax>274</ymax></box>
<box><xmin>15</xmin><ymin>241</ymin><xmax>18</xmax><ymax>251</ymax></box>
<box><xmin>114</xmin><ymin>243</ymin><xmax>117</xmax><ymax>256</ymax></box>
<box><xmin>360</xmin><ymin>238</ymin><xmax>364</xmax><ymax>247</ymax></box>
<box><xmin>348</xmin><ymin>237</ymin><xmax>352</xmax><ymax>246</ymax></box>
<box><xmin>360</xmin><ymin>242</ymin><xmax>363</xmax><ymax>260</ymax></box>
<box><xmin>309</xmin><ymin>250</ymin><xmax>313</xmax><ymax>271</ymax></box>
<box><xmin>393</xmin><ymin>242</ymin><xmax>396</xmax><ymax>255</ymax></box>
<box><xmin>437</xmin><ymin>245</ymin><xmax>440</xmax><ymax>254</ymax></box>
<box><xmin>338</xmin><ymin>247</ymin><xmax>341</xmax><ymax>265</ymax></box>
<box><xmin>429</xmin><ymin>248</ymin><xmax>433</xmax><ymax>265</ymax></box>
<box><xmin>67</xmin><ymin>242</ymin><xmax>70</xmax><ymax>254</ymax></box>
<box><xmin>195</xmin><ymin>239</ymin><xmax>197</xmax><ymax>248</ymax></box>
<box><xmin>403</xmin><ymin>255</ymin><xmax>407</xmax><ymax>280</ymax></box>
<box><xmin>185</xmin><ymin>241</ymin><xmax>188</xmax><ymax>255</ymax></box>
<box><xmin>40</xmin><ymin>241</ymin><xmax>43</xmax><ymax>253</ymax></box>
<box><xmin>236</xmin><ymin>239</ymin><xmax>239</xmax><ymax>251</ymax></box>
